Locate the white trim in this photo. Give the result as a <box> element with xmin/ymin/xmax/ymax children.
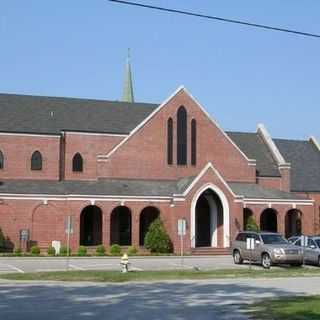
<box><xmin>0</xmin><ymin>195</ymin><xmax>173</xmax><ymax>202</ymax></box>
<box><xmin>310</xmin><ymin>136</ymin><xmax>320</xmax><ymax>152</ymax></box>
<box><xmin>99</xmin><ymin>86</ymin><xmax>256</xmax><ymax>167</ymax></box>
<box><xmin>257</xmin><ymin>124</ymin><xmax>289</xmax><ymax>167</ymax></box>
<box><xmin>191</xmin><ymin>183</ymin><xmax>230</xmax><ymax>248</ymax></box>
<box><xmin>101</xmin><ymin>86</ymin><xmax>185</xmax><ymax>159</ymax></box>
<box><xmin>244</xmin><ymin>201</ymin><xmax>314</xmax><ymax>206</ymax></box>
<box><xmin>177</xmin><ymin>162</ymin><xmax>240</xmax><ymax>199</ymax></box>
<box><xmin>0</xmin><ymin>132</ymin><xmax>60</xmax><ymax>138</ymax></box>
<box><xmin>63</xmin><ymin>131</ymin><xmax>128</xmax><ymax>138</ymax></box>
<box><xmin>184</xmin><ymin>88</ymin><xmax>256</xmax><ymax>165</ymax></box>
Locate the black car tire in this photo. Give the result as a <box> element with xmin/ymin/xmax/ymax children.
<box><xmin>233</xmin><ymin>250</ymin><xmax>243</xmax><ymax>265</ymax></box>
<box><xmin>318</xmin><ymin>256</ymin><xmax>320</xmax><ymax>267</ymax></box>
<box><xmin>262</xmin><ymin>253</ymin><xmax>271</xmax><ymax>269</ymax></box>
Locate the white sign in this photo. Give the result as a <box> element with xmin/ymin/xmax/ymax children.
<box><xmin>52</xmin><ymin>241</ymin><xmax>61</xmax><ymax>255</ymax></box>
<box><xmin>301</xmin><ymin>235</ymin><xmax>308</xmax><ymax>247</ymax></box>
<box><xmin>177</xmin><ymin>219</ymin><xmax>186</xmax><ymax>236</ymax></box>
<box><xmin>246</xmin><ymin>237</ymin><xmax>255</xmax><ymax>250</ymax></box>
<box><xmin>65</xmin><ymin>216</ymin><xmax>73</xmax><ymax>234</ymax></box>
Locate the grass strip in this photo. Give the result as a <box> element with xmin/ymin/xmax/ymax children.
<box><xmin>1</xmin><ymin>267</ymin><xmax>320</xmax><ymax>282</ymax></box>
<box><xmin>246</xmin><ymin>295</ymin><xmax>320</xmax><ymax>320</ymax></box>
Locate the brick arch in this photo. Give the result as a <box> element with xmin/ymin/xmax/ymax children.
<box><xmin>31</xmin><ymin>204</ymin><xmax>60</xmax><ymax>248</ymax></box>
<box><xmin>0</xmin><ymin>203</ymin><xmax>16</xmax><ymax>247</ymax></box>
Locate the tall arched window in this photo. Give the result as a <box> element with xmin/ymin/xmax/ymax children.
<box><xmin>72</xmin><ymin>153</ymin><xmax>83</xmax><ymax>172</ymax></box>
<box><xmin>167</xmin><ymin>118</ymin><xmax>173</xmax><ymax>165</ymax></box>
<box><xmin>177</xmin><ymin>106</ymin><xmax>187</xmax><ymax>165</ymax></box>
<box><xmin>0</xmin><ymin>150</ymin><xmax>4</xmax><ymax>169</ymax></box>
<box><xmin>31</xmin><ymin>151</ymin><xmax>42</xmax><ymax>171</ymax></box>
<box><xmin>191</xmin><ymin>119</ymin><xmax>197</xmax><ymax>166</ymax></box>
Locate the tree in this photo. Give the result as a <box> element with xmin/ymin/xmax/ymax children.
<box><xmin>245</xmin><ymin>215</ymin><xmax>260</xmax><ymax>232</ymax></box>
<box><xmin>144</xmin><ymin>218</ymin><xmax>172</xmax><ymax>253</ymax></box>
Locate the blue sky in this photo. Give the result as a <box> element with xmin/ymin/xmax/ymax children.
<box><xmin>1</xmin><ymin>1</ymin><xmax>319</xmax><ymax>139</ymax></box>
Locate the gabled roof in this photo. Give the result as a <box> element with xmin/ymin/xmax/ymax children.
<box><xmin>274</xmin><ymin>139</ymin><xmax>320</xmax><ymax>192</ymax></box>
<box><xmin>227</xmin><ymin>131</ymin><xmax>280</xmax><ymax>177</ymax></box>
<box><xmin>0</xmin><ymin>93</ymin><xmax>157</xmax><ymax>135</ymax></box>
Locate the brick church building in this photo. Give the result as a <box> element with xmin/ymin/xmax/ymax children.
<box><xmin>0</xmin><ymin>58</ymin><xmax>320</xmax><ymax>254</ymax></box>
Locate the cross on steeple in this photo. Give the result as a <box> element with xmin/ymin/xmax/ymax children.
<box><xmin>122</xmin><ymin>48</ymin><xmax>134</xmax><ymax>103</ymax></box>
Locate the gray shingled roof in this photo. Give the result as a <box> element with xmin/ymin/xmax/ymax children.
<box><xmin>227</xmin><ymin>132</ymin><xmax>280</xmax><ymax>177</ymax></box>
<box><xmin>0</xmin><ymin>177</ymin><xmax>193</xmax><ymax>196</ymax></box>
<box><xmin>0</xmin><ymin>93</ymin><xmax>158</xmax><ymax>135</ymax></box>
<box><xmin>274</xmin><ymin>139</ymin><xmax>320</xmax><ymax>192</ymax></box>
<box><xmin>228</xmin><ymin>182</ymin><xmax>307</xmax><ymax>200</ymax></box>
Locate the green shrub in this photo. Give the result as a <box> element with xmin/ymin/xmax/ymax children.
<box><xmin>96</xmin><ymin>245</ymin><xmax>106</xmax><ymax>256</ymax></box>
<box><xmin>47</xmin><ymin>246</ymin><xmax>56</xmax><ymax>256</ymax></box>
<box><xmin>127</xmin><ymin>246</ymin><xmax>138</xmax><ymax>256</ymax></box>
<box><xmin>144</xmin><ymin>218</ymin><xmax>172</xmax><ymax>253</ymax></box>
<box><xmin>245</xmin><ymin>215</ymin><xmax>260</xmax><ymax>232</ymax></box>
<box><xmin>77</xmin><ymin>246</ymin><xmax>87</xmax><ymax>256</ymax></box>
<box><xmin>14</xmin><ymin>247</ymin><xmax>22</xmax><ymax>256</ymax></box>
<box><xmin>109</xmin><ymin>244</ymin><xmax>121</xmax><ymax>256</ymax></box>
<box><xmin>59</xmin><ymin>245</ymin><xmax>71</xmax><ymax>256</ymax></box>
<box><xmin>30</xmin><ymin>245</ymin><xmax>40</xmax><ymax>256</ymax></box>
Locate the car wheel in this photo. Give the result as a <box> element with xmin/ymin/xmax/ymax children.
<box><xmin>233</xmin><ymin>250</ymin><xmax>243</xmax><ymax>264</ymax></box>
<box><xmin>262</xmin><ymin>253</ymin><xmax>271</xmax><ymax>269</ymax></box>
<box><xmin>318</xmin><ymin>256</ymin><xmax>320</xmax><ymax>267</ymax></box>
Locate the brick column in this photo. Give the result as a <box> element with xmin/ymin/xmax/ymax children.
<box><xmin>132</xmin><ymin>209</ymin><xmax>140</xmax><ymax>248</ymax></box>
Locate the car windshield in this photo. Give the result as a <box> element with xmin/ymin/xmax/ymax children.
<box><xmin>315</xmin><ymin>239</ymin><xmax>320</xmax><ymax>248</ymax></box>
<box><xmin>261</xmin><ymin>234</ymin><xmax>288</xmax><ymax>244</ymax></box>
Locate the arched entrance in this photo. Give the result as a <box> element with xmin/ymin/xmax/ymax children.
<box><xmin>193</xmin><ymin>189</ymin><xmax>224</xmax><ymax>247</ymax></box>
<box><xmin>80</xmin><ymin>205</ymin><xmax>102</xmax><ymax>246</ymax></box>
<box><xmin>139</xmin><ymin>206</ymin><xmax>160</xmax><ymax>246</ymax></box>
<box><xmin>260</xmin><ymin>208</ymin><xmax>278</xmax><ymax>232</ymax></box>
<box><xmin>110</xmin><ymin>206</ymin><xmax>132</xmax><ymax>246</ymax></box>
<box><xmin>285</xmin><ymin>209</ymin><xmax>302</xmax><ymax>238</ymax></box>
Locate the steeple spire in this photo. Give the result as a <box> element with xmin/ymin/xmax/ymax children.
<box><xmin>122</xmin><ymin>48</ymin><xmax>134</xmax><ymax>103</ymax></box>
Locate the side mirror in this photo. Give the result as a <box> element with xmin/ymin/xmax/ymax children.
<box><xmin>310</xmin><ymin>245</ymin><xmax>316</xmax><ymax>249</ymax></box>
<box><xmin>255</xmin><ymin>240</ymin><xmax>261</xmax><ymax>245</ymax></box>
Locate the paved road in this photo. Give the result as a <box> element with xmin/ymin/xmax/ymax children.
<box><xmin>0</xmin><ymin>255</ymin><xmax>241</xmax><ymax>273</ymax></box>
<box><xmin>1</xmin><ymin>277</ymin><xmax>320</xmax><ymax>320</ymax></box>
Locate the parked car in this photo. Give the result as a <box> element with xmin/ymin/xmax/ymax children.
<box><xmin>232</xmin><ymin>231</ymin><xmax>304</xmax><ymax>269</ymax></box>
<box><xmin>288</xmin><ymin>236</ymin><xmax>320</xmax><ymax>266</ymax></box>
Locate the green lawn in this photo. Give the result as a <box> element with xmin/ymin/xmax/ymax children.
<box><xmin>1</xmin><ymin>267</ymin><xmax>320</xmax><ymax>282</ymax></box>
<box><xmin>247</xmin><ymin>296</ymin><xmax>320</xmax><ymax>320</ymax></box>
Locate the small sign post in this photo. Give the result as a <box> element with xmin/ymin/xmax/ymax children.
<box><xmin>177</xmin><ymin>219</ymin><xmax>186</xmax><ymax>266</ymax></box>
<box><xmin>19</xmin><ymin>229</ymin><xmax>29</xmax><ymax>253</ymax></box>
<box><xmin>246</xmin><ymin>237</ymin><xmax>255</xmax><ymax>270</ymax></box>
<box><xmin>65</xmin><ymin>216</ymin><xmax>73</xmax><ymax>271</ymax></box>
<box><xmin>301</xmin><ymin>235</ymin><xmax>308</xmax><ymax>266</ymax></box>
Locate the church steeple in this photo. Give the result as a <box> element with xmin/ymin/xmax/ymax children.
<box><xmin>122</xmin><ymin>49</ymin><xmax>134</xmax><ymax>103</ymax></box>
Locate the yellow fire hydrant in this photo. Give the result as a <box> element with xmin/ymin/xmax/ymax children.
<box><xmin>120</xmin><ymin>253</ymin><xmax>129</xmax><ymax>273</ymax></box>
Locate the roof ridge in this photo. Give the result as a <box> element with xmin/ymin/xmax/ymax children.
<box><xmin>0</xmin><ymin>92</ymin><xmax>158</xmax><ymax>106</ymax></box>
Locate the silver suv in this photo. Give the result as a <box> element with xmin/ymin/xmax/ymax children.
<box><xmin>288</xmin><ymin>236</ymin><xmax>320</xmax><ymax>266</ymax></box>
<box><xmin>232</xmin><ymin>231</ymin><xmax>304</xmax><ymax>269</ymax></box>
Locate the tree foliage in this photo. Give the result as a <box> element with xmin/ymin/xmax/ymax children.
<box><xmin>144</xmin><ymin>218</ymin><xmax>172</xmax><ymax>253</ymax></box>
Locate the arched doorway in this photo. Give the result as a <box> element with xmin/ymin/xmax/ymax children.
<box><xmin>139</xmin><ymin>206</ymin><xmax>160</xmax><ymax>246</ymax></box>
<box><xmin>260</xmin><ymin>208</ymin><xmax>278</xmax><ymax>232</ymax></box>
<box><xmin>110</xmin><ymin>206</ymin><xmax>132</xmax><ymax>246</ymax></box>
<box><xmin>194</xmin><ymin>189</ymin><xmax>223</xmax><ymax>247</ymax></box>
<box><xmin>80</xmin><ymin>205</ymin><xmax>102</xmax><ymax>246</ymax></box>
<box><xmin>285</xmin><ymin>209</ymin><xmax>302</xmax><ymax>238</ymax></box>
<box><xmin>243</xmin><ymin>208</ymin><xmax>254</xmax><ymax>231</ymax></box>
